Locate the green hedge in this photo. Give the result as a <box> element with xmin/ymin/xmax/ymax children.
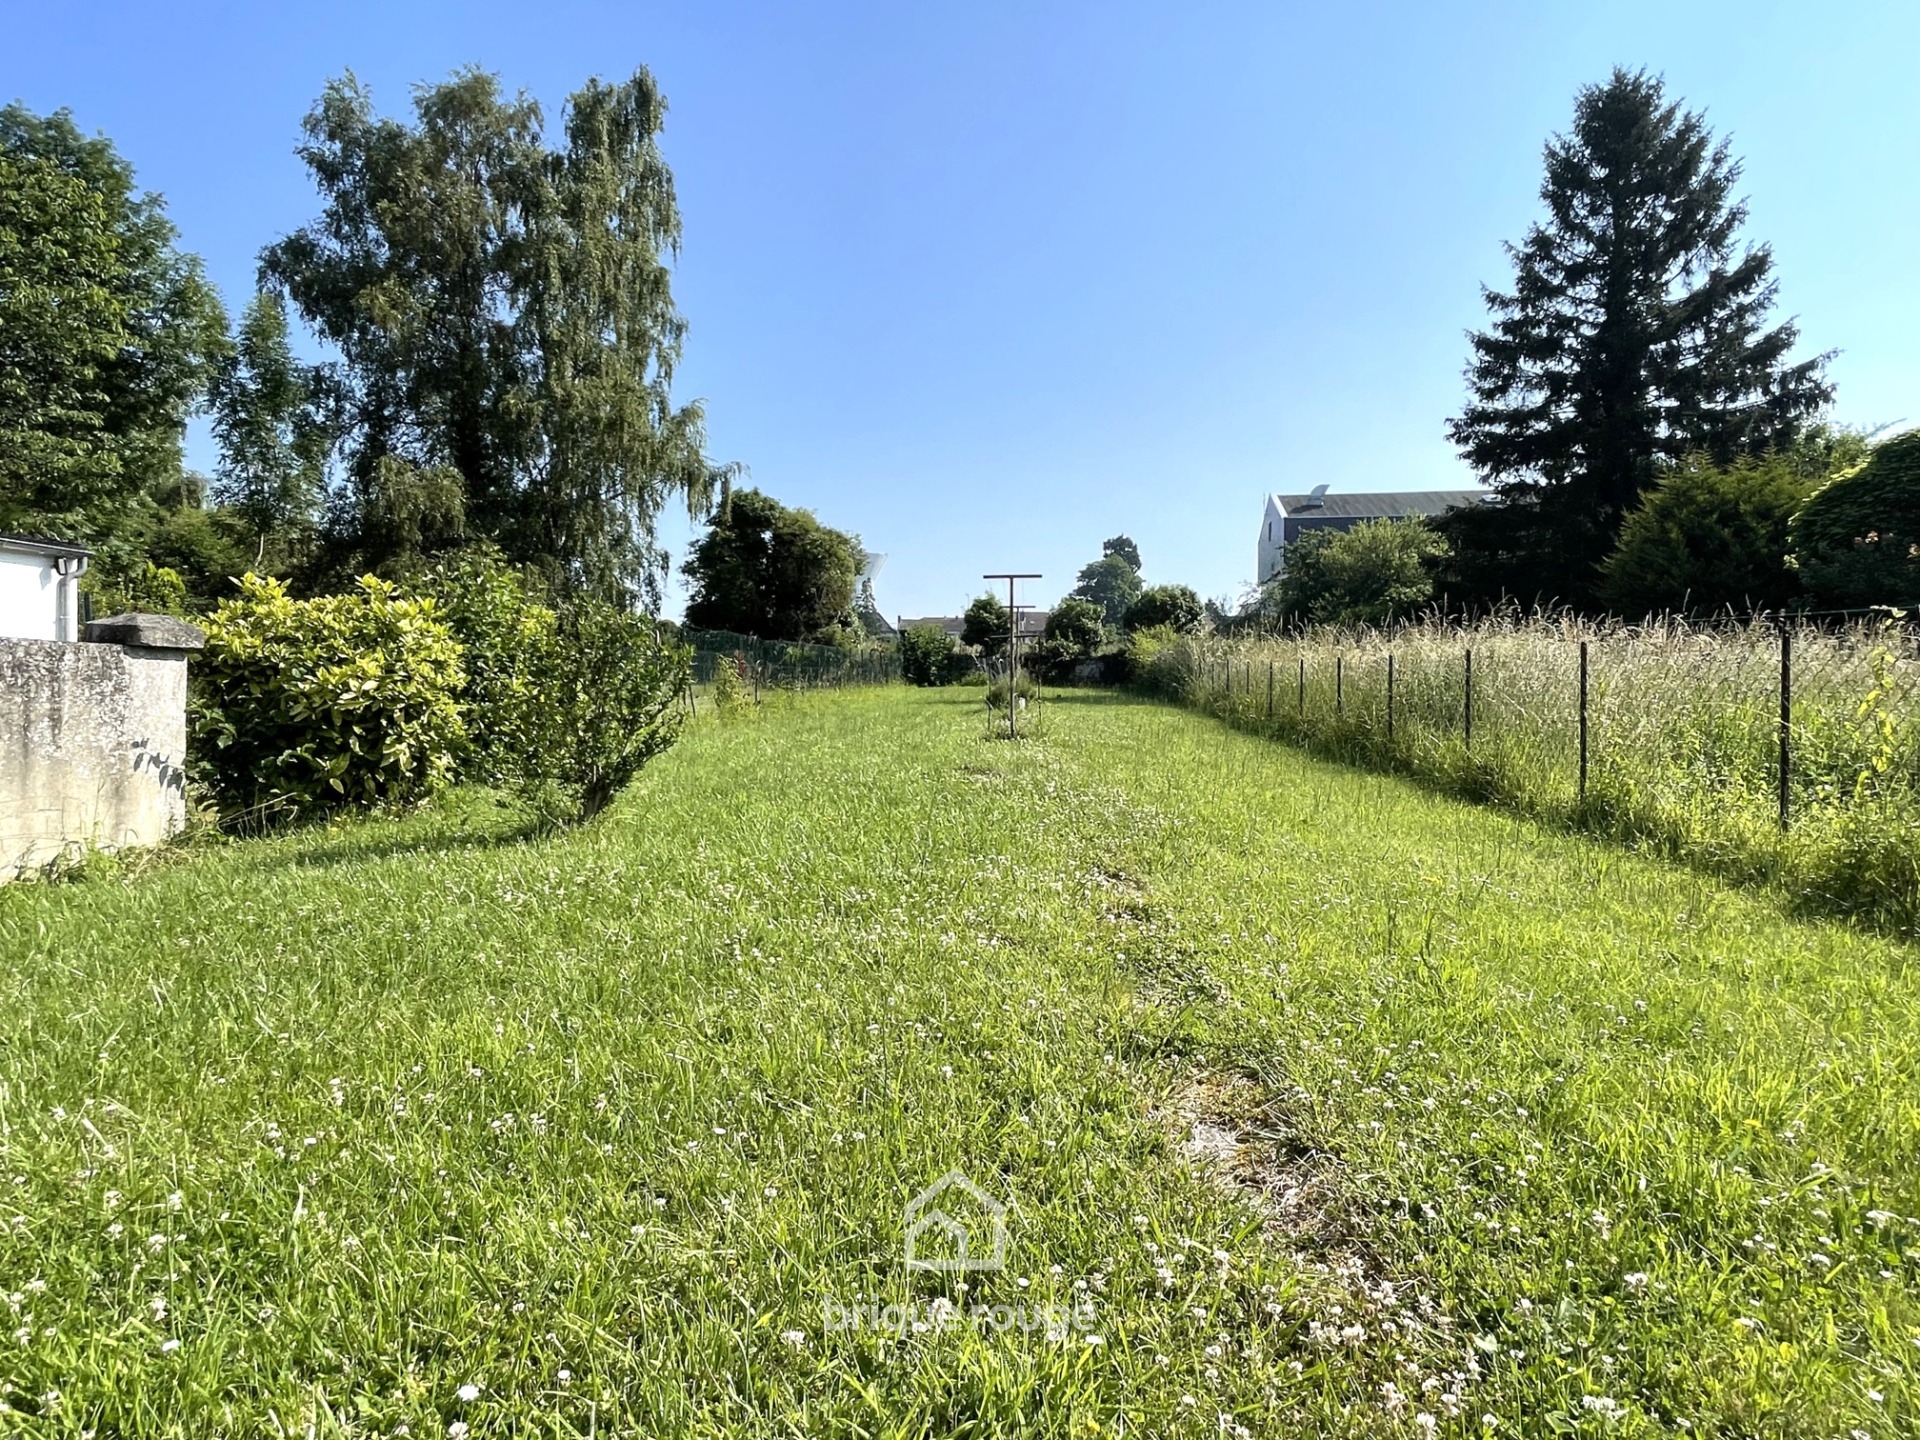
<box><xmin>191</xmin><ymin>575</ymin><xmax>466</xmax><ymax>815</ymax></box>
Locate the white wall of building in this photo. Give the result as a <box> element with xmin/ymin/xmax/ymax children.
<box><xmin>1256</xmin><ymin>496</ymin><xmax>1288</xmax><ymax>585</ymax></box>
<box><xmin>0</xmin><ymin>550</ymin><xmax>63</xmax><ymax>642</ymax></box>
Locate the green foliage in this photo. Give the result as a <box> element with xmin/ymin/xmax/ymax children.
<box><xmin>899</xmin><ymin>624</ymin><xmax>965</xmax><ymax>686</ymax></box>
<box><xmin>1069</xmin><ymin>552</ymin><xmax>1143</xmax><ymax>628</ymax></box>
<box><xmin>1274</xmin><ymin>518</ymin><xmax>1448</xmax><ymax>626</ymax></box>
<box><xmin>411</xmin><ymin>548</ymin><xmax>690</xmax><ymax>817</ymax></box>
<box><xmin>1043</xmin><ymin>596</ymin><xmax>1105</xmax><ymax>652</ymax></box>
<box><xmin>1446</xmin><ymin>70</ymin><xmax>1830</xmax><ymax>606</ymax></box>
<box><xmin>710</xmin><ymin>654</ymin><xmax>754</xmax><ymax>716</ymax></box>
<box><xmin>960</xmin><ymin>593</ymin><xmax>1011</xmax><ymax>658</ymax></box>
<box><xmin>984</xmin><ymin>670</ymin><xmax>1040</xmax><ymax>710</ymax></box>
<box><xmin>207</xmin><ymin>290</ymin><xmax>329</xmax><ymax>570</ymax></box>
<box><xmin>263</xmin><ymin>69</ymin><xmax>728</xmax><ymax>602</ymax></box>
<box><xmin>411</xmin><ymin>549</ymin><xmax>560</xmax><ymax>789</ymax></box>
<box><xmin>191</xmin><ymin>574</ymin><xmax>466</xmax><ymax>816</ymax></box>
<box><xmin>1601</xmin><ymin>452</ymin><xmax>1816</xmax><ymax>616</ymax></box>
<box><xmin>1100</xmin><ymin>534</ymin><xmax>1141</xmax><ymax>571</ymax></box>
<box><xmin>1792</xmin><ymin>431</ymin><xmax>1920</xmax><ymax>609</ymax></box>
<box><xmin>85</xmin><ymin>561</ymin><xmax>189</xmax><ymax>620</ymax></box>
<box><xmin>4</xmin><ymin>690</ymin><xmax>1918</xmax><ymax>1433</ymax></box>
<box><xmin>1122</xmin><ymin>622</ymin><xmax>1195</xmax><ymax>695</ymax></box>
<box><xmin>0</xmin><ymin>104</ymin><xmax>227</xmax><ymax>545</ymax></box>
<box><xmin>541</xmin><ymin>597</ymin><xmax>689</xmax><ymax>818</ymax></box>
<box><xmin>1122</xmin><ymin>584</ymin><xmax>1202</xmax><ymax>633</ymax></box>
<box><xmin>682</xmin><ymin>488</ymin><xmax>861</xmax><ymax>643</ymax></box>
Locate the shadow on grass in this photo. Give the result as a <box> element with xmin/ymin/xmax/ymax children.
<box><xmin>216</xmin><ymin>789</ymin><xmax>553</xmax><ymax>874</ymax></box>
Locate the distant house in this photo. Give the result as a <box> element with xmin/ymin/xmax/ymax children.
<box><xmin>1257</xmin><ymin>486</ymin><xmax>1489</xmax><ymax>584</ymax></box>
<box><xmin>0</xmin><ymin>534</ymin><xmax>92</xmax><ymax>642</ymax></box>
<box><xmin>897</xmin><ymin>611</ymin><xmax>1051</xmax><ymax>646</ymax></box>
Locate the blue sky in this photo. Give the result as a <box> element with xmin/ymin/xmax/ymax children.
<box><xmin>9</xmin><ymin>1</ymin><xmax>1916</xmax><ymax>619</ymax></box>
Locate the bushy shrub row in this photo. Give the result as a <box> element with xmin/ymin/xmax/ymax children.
<box><xmin>190</xmin><ymin>554</ymin><xmax>689</xmax><ymax>825</ymax></box>
<box><xmin>899</xmin><ymin>624</ymin><xmax>976</xmax><ymax>686</ymax></box>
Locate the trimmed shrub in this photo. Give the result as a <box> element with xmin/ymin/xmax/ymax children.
<box><xmin>191</xmin><ymin>574</ymin><xmax>465</xmax><ymax>815</ymax></box>
<box><xmin>1122</xmin><ymin>623</ymin><xmax>1194</xmax><ymax>694</ymax></box>
<box><xmin>900</xmin><ymin>624</ymin><xmax>960</xmax><ymax>686</ymax></box>
<box><xmin>1602</xmin><ymin>453</ymin><xmax>1812</xmax><ymax>616</ymax></box>
<box><xmin>542</xmin><ymin>598</ymin><xmax>689</xmax><ymax>818</ymax></box>
<box><xmin>413</xmin><ymin>548</ymin><xmax>559</xmax><ymax>788</ymax></box>
<box><xmin>1792</xmin><ymin>431</ymin><xmax>1920</xmax><ymax>609</ymax></box>
<box><xmin>1123</xmin><ymin>584</ymin><xmax>1202</xmax><ymax>634</ymax></box>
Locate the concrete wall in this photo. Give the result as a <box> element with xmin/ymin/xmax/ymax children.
<box><xmin>0</xmin><ymin>635</ymin><xmax>194</xmax><ymax>875</ymax></box>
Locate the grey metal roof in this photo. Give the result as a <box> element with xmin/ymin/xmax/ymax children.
<box><xmin>1274</xmin><ymin>490</ymin><xmax>1487</xmax><ymax>519</ymax></box>
<box><xmin>0</xmin><ymin>531</ymin><xmax>92</xmax><ymax>559</ymax></box>
<box><xmin>899</xmin><ymin>611</ymin><xmax>1050</xmax><ymax>637</ymax></box>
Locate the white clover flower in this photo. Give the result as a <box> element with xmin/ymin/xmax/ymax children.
<box><xmin>455</xmin><ymin>1383</ymin><xmax>480</xmax><ymax>1403</ymax></box>
<box><xmin>778</xmin><ymin>1330</ymin><xmax>806</xmax><ymax>1349</ymax></box>
<box><xmin>448</xmin><ymin>1425</ymin><xmax>469</xmax><ymax>1440</ymax></box>
<box><xmin>1622</xmin><ymin>1272</ymin><xmax>1648</xmax><ymax>1292</ymax></box>
<box><xmin>159</xmin><ymin>1338</ymin><xmax>181</xmax><ymax>1354</ymax></box>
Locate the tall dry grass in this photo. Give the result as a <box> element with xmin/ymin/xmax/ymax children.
<box><xmin>1144</xmin><ymin>612</ymin><xmax>1920</xmax><ymax>929</ymax></box>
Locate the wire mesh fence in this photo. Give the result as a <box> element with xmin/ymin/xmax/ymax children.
<box><xmin>682</xmin><ymin>628</ymin><xmax>900</xmax><ymax>693</ymax></box>
<box><xmin>1153</xmin><ymin>613</ymin><xmax>1920</xmax><ymax>927</ymax></box>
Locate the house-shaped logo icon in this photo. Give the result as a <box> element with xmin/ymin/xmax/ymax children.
<box><xmin>903</xmin><ymin>1169</ymin><xmax>1008</xmax><ymax>1272</ymax></box>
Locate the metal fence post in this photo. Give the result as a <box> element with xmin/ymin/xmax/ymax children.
<box><xmin>1336</xmin><ymin>656</ymin><xmax>1344</xmax><ymax>718</ymax></box>
<box><xmin>1386</xmin><ymin>652</ymin><xmax>1395</xmax><ymax>742</ymax></box>
<box><xmin>1464</xmin><ymin>647</ymin><xmax>1473</xmax><ymax>751</ymax></box>
<box><xmin>1297</xmin><ymin>655</ymin><xmax>1305</xmax><ymax>713</ymax></box>
<box><xmin>1778</xmin><ymin>622</ymin><xmax>1792</xmax><ymax>831</ymax></box>
<box><xmin>1577</xmin><ymin>639</ymin><xmax>1589</xmax><ymax>806</ymax></box>
<box><xmin>1267</xmin><ymin>659</ymin><xmax>1274</xmax><ymax>718</ymax></box>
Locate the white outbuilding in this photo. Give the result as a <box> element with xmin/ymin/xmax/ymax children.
<box><xmin>0</xmin><ymin>533</ymin><xmax>92</xmax><ymax>642</ymax></box>
<box><xmin>1257</xmin><ymin>486</ymin><xmax>1490</xmax><ymax>584</ymax></box>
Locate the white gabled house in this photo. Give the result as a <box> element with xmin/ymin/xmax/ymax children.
<box><xmin>1257</xmin><ymin>486</ymin><xmax>1491</xmax><ymax>584</ymax></box>
<box><xmin>0</xmin><ymin>533</ymin><xmax>92</xmax><ymax>642</ymax></box>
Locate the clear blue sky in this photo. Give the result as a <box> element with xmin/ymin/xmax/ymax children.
<box><xmin>9</xmin><ymin>1</ymin><xmax>1916</xmax><ymax>619</ymax></box>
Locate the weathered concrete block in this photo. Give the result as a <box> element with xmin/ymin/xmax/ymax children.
<box><xmin>84</xmin><ymin>612</ymin><xmax>206</xmax><ymax>651</ymax></box>
<box><xmin>1</xmin><ymin>619</ymin><xmax>199</xmax><ymax>877</ymax></box>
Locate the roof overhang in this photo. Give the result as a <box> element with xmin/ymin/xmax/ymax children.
<box><xmin>0</xmin><ymin>532</ymin><xmax>93</xmax><ymax>561</ymax></box>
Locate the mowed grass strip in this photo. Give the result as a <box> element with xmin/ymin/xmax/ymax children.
<box><xmin>0</xmin><ymin>688</ymin><xmax>1913</xmax><ymax>1438</ymax></box>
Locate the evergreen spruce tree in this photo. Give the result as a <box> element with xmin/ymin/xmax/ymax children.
<box><xmin>1444</xmin><ymin>69</ymin><xmax>1831</xmax><ymax>606</ymax></box>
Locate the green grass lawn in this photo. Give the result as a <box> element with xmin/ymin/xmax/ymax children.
<box><xmin>2</xmin><ymin>688</ymin><xmax>1915</xmax><ymax>1438</ymax></box>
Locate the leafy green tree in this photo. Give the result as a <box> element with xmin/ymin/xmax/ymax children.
<box><xmin>209</xmin><ymin>291</ymin><xmax>330</xmax><ymax>568</ymax></box>
<box><xmin>960</xmin><ymin>594</ymin><xmax>1011</xmax><ymax>658</ymax></box>
<box><xmin>1791</xmin><ymin>431</ymin><xmax>1920</xmax><ymax>610</ymax></box>
<box><xmin>263</xmin><ymin>69</ymin><xmax>729</xmax><ymax>601</ymax></box>
<box><xmin>1043</xmin><ymin>597</ymin><xmax>1105</xmax><ymax>652</ymax></box>
<box><xmin>1101</xmin><ymin>535</ymin><xmax>1141</xmax><ymax>571</ymax></box>
<box><xmin>682</xmin><ymin>488</ymin><xmax>860</xmax><ymax>642</ymax></box>
<box><xmin>1026</xmin><ymin>596</ymin><xmax>1108</xmax><ymax>683</ymax></box>
<box><xmin>1446</xmin><ymin>70</ymin><xmax>1831</xmax><ymax>606</ymax></box>
<box><xmin>1601</xmin><ymin>453</ymin><xmax>1816</xmax><ymax>616</ymax></box>
<box><xmin>900</xmin><ymin>624</ymin><xmax>962</xmax><ymax>686</ymax></box>
<box><xmin>1069</xmin><ymin>553</ymin><xmax>1143</xmax><ymax>629</ymax></box>
<box><xmin>1123</xmin><ymin>584</ymin><xmax>1202</xmax><ymax>633</ymax></box>
<box><xmin>0</xmin><ymin>105</ymin><xmax>226</xmax><ymax>545</ymax></box>
<box><xmin>1275</xmin><ymin>519</ymin><xmax>1448</xmax><ymax>627</ymax></box>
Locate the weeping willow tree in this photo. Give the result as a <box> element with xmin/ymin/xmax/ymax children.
<box><xmin>263</xmin><ymin>67</ymin><xmax>733</xmax><ymax>604</ymax></box>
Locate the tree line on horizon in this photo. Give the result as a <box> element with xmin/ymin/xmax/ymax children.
<box><xmin>1287</xmin><ymin>68</ymin><xmax>1914</xmax><ymax>627</ymax></box>
<box><xmin>2</xmin><ymin>65</ymin><xmax>1913</xmax><ymax>642</ymax></box>
<box><xmin>1</xmin><ymin>67</ymin><xmax>739</xmax><ymax>619</ymax></box>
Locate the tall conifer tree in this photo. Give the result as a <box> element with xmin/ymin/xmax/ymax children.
<box><xmin>1445</xmin><ymin>69</ymin><xmax>1830</xmax><ymax>604</ymax></box>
